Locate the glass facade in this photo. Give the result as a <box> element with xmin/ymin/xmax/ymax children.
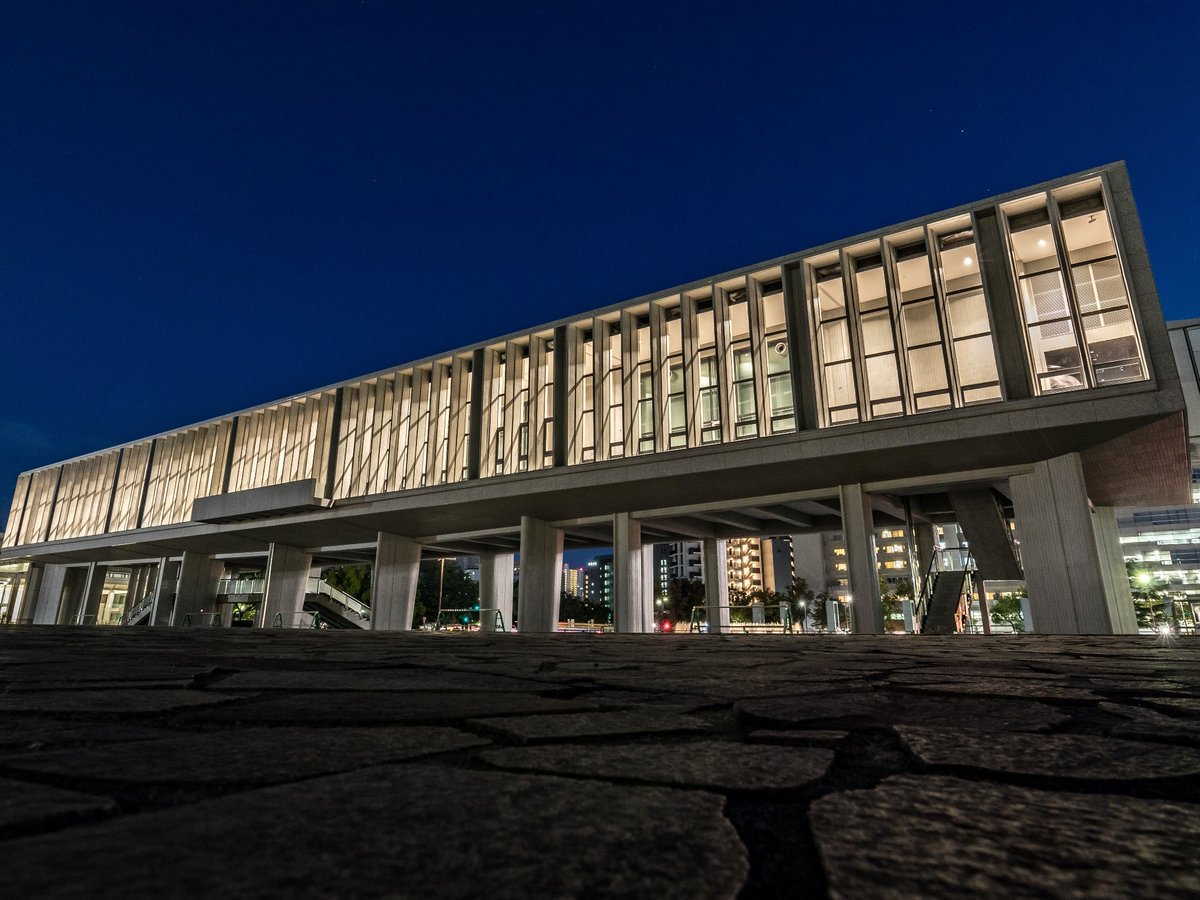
<box><xmin>1003</xmin><ymin>178</ymin><xmax>1145</xmax><ymax>394</ymax></box>
<box><xmin>1</xmin><ymin>169</ymin><xmax>1156</xmax><ymax>548</ymax></box>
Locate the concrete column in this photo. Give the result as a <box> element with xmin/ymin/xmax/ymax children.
<box><xmin>839</xmin><ymin>483</ymin><xmax>884</xmax><ymax>634</ymax></box>
<box><xmin>372</xmin><ymin>532</ymin><xmax>421</xmax><ymax>631</ymax></box>
<box><xmin>258</xmin><ymin>544</ymin><xmax>313</xmax><ymax>628</ymax></box>
<box><xmin>171</xmin><ymin>552</ymin><xmax>225</xmax><ymax>626</ymax></box>
<box><xmin>613</xmin><ymin>513</ymin><xmax>653</xmax><ymax>633</ymax></box>
<box><xmin>1093</xmin><ymin>505</ymin><xmax>1138</xmax><ymax>634</ymax></box>
<box><xmin>32</xmin><ymin>565</ymin><xmax>69</xmax><ymax>624</ymax></box>
<box><xmin>149</xmin><ymin>558</ymin><xmax>175</xmax><ymax>626</ymax></box>
<box><xmin>913</xmin><ymin>523</ymin><xmax>937</xmax><ymax>581</ymax></box>
<box><xmin>702</xmin><ymin>537</ymin><xmax>730</xmax><ymax>634</ymax></box>
<box><xmin>17</xmin><ymin>564</ymin><xmax>45</xmax><ymax>624</ymax></box>
<box><xmin>1009</xmin><ymin>453</ymin><xmax>1130</xmax><ymax>634</ymax></box>
<box><xmin>77</xmin><ymin>563</ymin><xmax>108</xmax><ymax>624</ymax></box>
<box><xmin>478</xmin><ymin>552</ymin><xmax>515</xmax><ymax>632</ymax></box>
<box><xmin>55</xmin><ymin>568</ymin><xmax>88</xmax><ymax>625</ymax></box>
<box><xmin>518</xmin><ymin>516</ymin><xmax>563</xmax><ymax>632</ymax></box>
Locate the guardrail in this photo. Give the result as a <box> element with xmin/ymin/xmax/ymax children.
<box><xmin>688</xmin><ymin>604</ymin><xmax>794</xmax><ymax>634</ymax></box>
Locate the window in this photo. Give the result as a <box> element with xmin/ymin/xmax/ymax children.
<box><xmin>1056</xmin><ymin>187</ymin><xmax>1145</xmax><ymax>386</ymax></box>
<box><xmin>729</xmin><ymin>295</ymin><xmax>758</xmax><ymax>438</ymax></box>
<box><xmin>664</xmin><ymin>310</ymin><xmax>686</xmax><ymax>449</ymax></box>
<box><xmin>607</xmin><ymin>328</ymin><xmax>624</xmax><ymax>458</ymax></box>
<box><xmin>540</xmin><ymin>340</ymin><xmax>555</xmax><ymax>467</ymax></box>
<box><xmin>695</xmin><ymin>301</ymin><xmax>722</xmax><ymax>443</ymax></box>
<box><xmin>852</xmin><ymin>249</ymin><xmax>904</xmax><ymax>419</ymax></box>
<box><xmin>578</xmin><ymin>334</ymin><xmax>595</xmax><ymax>463</ymax></box>
<box><xmin>892</xmin><ymin>236</ymin><xmax>952</xmax><ymax>411</ymax></box>
<box><xmin>811</xmin><ymin>257</ymin><xmax>859</xmax><ymax>425</ymax></box>
<box><xmin>760</xmin><ymin>282</ymin><xmax>795</xmax><ymax>433</ymax></box>
<box><xmin>636</xmin><ymin>317</ymin><xmax>654</xmax><ymax>453</ymax></box>
<box><xmin>931</xmin><ymin>220</ymin><xmax>1003</xmax><ymax>405</ymax></box>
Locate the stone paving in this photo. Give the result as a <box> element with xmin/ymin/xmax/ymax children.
<box><xmin>1</xmin><ymin>629</ymin><xmax>1199</xmax><ymax>898</ymax></box>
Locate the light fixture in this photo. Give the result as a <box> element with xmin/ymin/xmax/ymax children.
<box><xmin>963</xmin><ymin>256</ymin><xmax>973</xmax><ymax>267</ymax></box>
<box><xmin>1037</xmin><ymin>239</ymin><xmax>1046</xmax><ymax>247</ymax></box>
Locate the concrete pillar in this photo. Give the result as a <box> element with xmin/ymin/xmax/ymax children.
<box><xmin>702</xmin><ymin>537</ymin><xmax>730</xmax><ymax>634</ymax></box>
<box><xmin>55</xmin><ymin>568</ymin><xmax>88</xmax><ymax>625</ymax></box>
<box><xmin>1009</xmin><ymin>453</ymin><xmax>1131</xmax><ymax>634</ymax></box>
<box><xmin>77</xmin><ymin>563</ymin><xmax>108</xmax><ymax>624</ymax></box>
<box><xmin>913</xmin><ymin>523</ymin><xmax>937</xmax><ymax>581</ymax></box>
<box><xmin>372</xmin><ymin>531</ymin><xmax>421</xmax><ymax>631</ymax></box>
<box><xmin>1093</xmin><ymin>505</ymin><xmax>1139</xmax><ymax>634</ymax></box>
<box><xmin>478</xmin><ymin>552</ymin><xmax>515</xmax><ymax>632</ymax></box>
<box><xmin>518</xmin><ymin>516</ymin><xmax>563</xmax><ymax>632</ymax></box>
<box><xmin>32</xmin><ymin>565</ymin><xmax>69</xmax><ymax>625</ymax></box>
<box><xmin>17</xmin><ymin>564</ymin><xmax>45</xmax><ymax>625</ymax></box>
<box><xmin>171</xmin><ymin>552</ymin><xmax>225</xmax><ymax>626</ymax></box>
<box><xmin>149</xmin><ymin>559</ymin><xmax>175</xmax><ymax>626</ymax></box>
<box><xmin>613</xmin><ymin>513</ymin><xmax>653</xmax><ymax>633</ymax></box>
<box><xmin>839</xmin><ymin>483</ymin><xmax>884</xmax><ymax>634</ymax></box>
<box><xmin>258</xmin><ymin>543</ymin><xmax>313</xmax><ymax>628</ymax></box>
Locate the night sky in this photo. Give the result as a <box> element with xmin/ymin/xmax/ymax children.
<box><xmin>2</xmin><ymin>2</ymin><xmax>1198</xmax><ymax>537</ymax></box>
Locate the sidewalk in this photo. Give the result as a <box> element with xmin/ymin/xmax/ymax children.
<box><xmin>0</xmin><ymin>628</ymin><xmax>1197</xmax><ymax>898</ymax></box>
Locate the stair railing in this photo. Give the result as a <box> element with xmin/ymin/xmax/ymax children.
<box><xmin>915</xmin><ymin>548</ymin><xmax>978</xmax><ymax>634</ymax></box>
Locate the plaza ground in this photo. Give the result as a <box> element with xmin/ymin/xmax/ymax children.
<box><xmin>0</xmin><ymin>628</ymin><xmax>1198</xmax><ymax>898</ymax></box>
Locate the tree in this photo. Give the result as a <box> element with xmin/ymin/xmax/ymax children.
<box><xmin>990</xmin><ymin>589</ymin><xmax>1026</xmax><ymax>633</ymax></box>
<box><xmin>810</xmin><ymin>591</ymin><xmax>831</xmax><ymax>631</ymax></box>
<box><xmin>324</xmin><ymin>564</ymin><xmax>371</xmax><ymax>604</ymax></box>
<box><xmin>416</xmin><ymin>560</ymin><xmax>479</xmax><ymax>628</ymax></box>
<box><xmin>1127</xmin><ymin>561</ymin><xmax>1167</xmax><ymax>628</ymax></box>
<box><xmin>664</xmin><ymin>577</ymin><xmax>706</xmax><ymax>628</ymax></box>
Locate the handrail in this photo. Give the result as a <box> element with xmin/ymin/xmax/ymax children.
<box><xmin>121</xmin><ymin>592</ymin><xmax>156</xmax><ymax>626</ymax></box>
<box><xmin>213</xmin><ymin>576</ymin><xmax>369</xmax><ymax>620</ymax></box>
<box><xmin>915</xmin><ymin>548</ymin><xmax>977</xmax><ymax>634</ymax></box>
<box><xmin>305</xmin><ymin>577</ymin><xmax>369</xmax><ymax>619</ymax></box>
<box><xmin>434</xmin><ymin>607</ymin><xmax>506</xmax><ymax>631</ymax></box>
<box><xmin>272</xmin><ymin>610</ymin><xmax>321</xmax><ymax>629</ymax></box>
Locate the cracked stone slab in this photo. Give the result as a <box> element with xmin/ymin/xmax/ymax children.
<box><xmin>0</xmin><ymin>690</ymin><xmax>249</xmax><ymax>715</ymax></box>
<box><xmin>745</xmin><ymin>729</ymin><xmax>849</xmax><ymax>746</ymax></box>
<box><xmin>896</xmin><ymin>726</ymin><xmax>1200</xmax><ymax>779</ymax></box>
<box><xmin>887</xmin><ymin>675</ymin><xmax>1099</xmax><ymax>701</ymax></box>
<box><xmin>0</xmin><ymin>778</ymin><xmax>117</xmax><ymax>836</ymax></box>
<box><xmin>0</xmin><ymin>720</ymin><xmax>179</xmax><ymax>751</ymax></box>
<box><xmin>0</xmin><ymin>764</ymin><xmax>748</xmax><ymax>899</ymax></box>
<box><xmin>471</xmin><ymin>709</ymin><xmax>712</xmax><ymax>742</ymax></box>
<box><xmin>810</xmin><ymin>775</ymin><xmax>1200</xmax><ymax>898</ymax></box>
<box><xmin>3</xmin><ymin>726</ymin><xmax>489</xmax><ymax>785</ymax></box>
<box><xmin>1103</xmin><ymin>702</ymin><xmax>1200</xmax><ymax>741</ymax></box>
<box><xmin>738</xmin><ymin>691</ymin><xmax>1068</xmax><ymax>732</ymax></box>
<box><xmin>175</xmin><ymin>690</ymin><xmax>596</xmax><ymax>726</ymax></box>
<box><xmin>214</xmin><ymin>667</ymin><xmax>566</xmax><ymax>693</ymax></box>
<box><xmin>482</xmin><ymin>740</ymin><xmax>833</xmax><ymax>790</ymax></box>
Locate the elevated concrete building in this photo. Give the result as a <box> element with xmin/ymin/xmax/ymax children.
<box><xmin>0</xmin><ymin>163</ymin><xmax>1187</xmax><ymax>634</ymax></box>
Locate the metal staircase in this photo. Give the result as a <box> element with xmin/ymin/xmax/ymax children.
<box><xmin>122</xmin><ymin>593</ymin><xmax>156</xmax><ymax>626</ymax></box>
<box><xmin>914</xmin><ymin>549</ymin><xmax>977</xmax><ymax>635</ymax></box>
<box><xmin>213</xmin><ymin>576</ymin><xmax>370</xmax><ymax>628</ymax></box>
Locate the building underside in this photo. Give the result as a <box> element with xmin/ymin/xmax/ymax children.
<box><xmin>0</xmin><ymin>162</ymin><xmax>1189</xmax><ymax>634</ymax></box>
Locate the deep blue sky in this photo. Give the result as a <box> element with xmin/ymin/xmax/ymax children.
<box><xmin>2</xmin><ymin>1</ymin><xmax>1198</xmax><ymax>535</ymax></box>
